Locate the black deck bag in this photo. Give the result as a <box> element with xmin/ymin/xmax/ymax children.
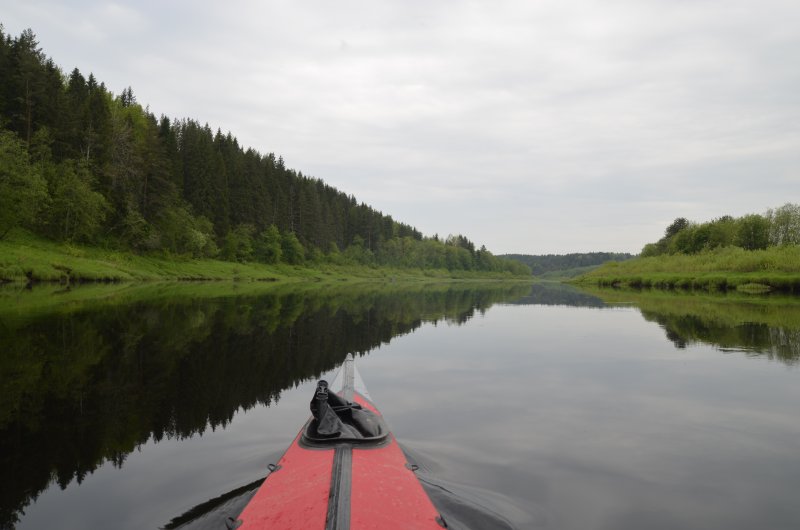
<box><xmin>303</xmin><ymin>380</ymin><xmax>387</xmax><ymax>444</ymax></box>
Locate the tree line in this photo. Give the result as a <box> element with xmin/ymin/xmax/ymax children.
<box><xmin>641</xmin><ymin>203</ymin><xmax>800</xmax><ymax>257</ymax></box>
<box><xmin>0</xmin><ymin>27</ymin><xmax>529</xmax><ymax>276</ymax></box>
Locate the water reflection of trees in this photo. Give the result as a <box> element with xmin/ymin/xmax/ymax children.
<box><xmin>584</xmin><ymin>287</ymin><xmax>800</xmax><ymax>365</ymax></box>
<box><xmin>0</xmin><ymin>283</ymin><xmax>528</xmax><ymax>527</ymax></box>
<box><xmin>504</xmin><ymin>282</ymin><xmax>607</xmax><ymax>308</ymax></box>
<box><xmin>643</xmin><ymin>312</ymin><xmax>800</xmax><ymax>363</ymax></box>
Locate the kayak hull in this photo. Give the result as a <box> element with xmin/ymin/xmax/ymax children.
<box><xmin>237</xmin><ymin>390</ymin><xmax>444</xmax><ymax>530</ymax></box>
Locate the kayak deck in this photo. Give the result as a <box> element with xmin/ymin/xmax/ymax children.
<box><xmin>236</xmin><ymin>356</ymin><xmax>445</xmax><ymax>529</ymax></box>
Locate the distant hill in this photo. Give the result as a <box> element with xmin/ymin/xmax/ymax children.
<box><xmin>500</xmin><ymin>252</ymin><xmax>635</xmax><ymax>277</ymax></box>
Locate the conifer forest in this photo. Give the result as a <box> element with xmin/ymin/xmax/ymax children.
<box><xmin>0</xmin><ymin>27</ymin><xmax>529</xmax><ymax>276</ymax></box>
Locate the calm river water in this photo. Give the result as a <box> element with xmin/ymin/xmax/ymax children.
<box><xmin>1</xmin><ymin>282</ymin><xmax>799</xmax><ymax>530</ymax></box>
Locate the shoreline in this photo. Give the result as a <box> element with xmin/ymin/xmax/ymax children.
<box><xmin>0</xmin><ymin>230</ymin><xmax>530</xmax><ymax>285</ymax></box>
<box><xmin>573</xmin><ymin>271</ymin><xmax>800</xmax><ymax>293</ymax></box>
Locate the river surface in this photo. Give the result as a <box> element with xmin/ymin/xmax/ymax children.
<box><xmin>1</xmin><ymin>282</ymin><xmax>799</xmax><ymax>530</ymax></box>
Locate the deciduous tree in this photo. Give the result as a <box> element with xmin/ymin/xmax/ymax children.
<box><xmin>0</xmin><ymin>130</ymin><xmax>48</xmax><ymax>238</ymax></box>
<box><xmin>46</xmin><ymin>160</ymin><xmax>109</xmax><ymax>242</ymax></box>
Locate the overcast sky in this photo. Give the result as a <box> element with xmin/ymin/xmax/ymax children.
<box><xmin>4</xmin><ymin>0</ymin><xmax>799</xmax><ymax>254</ymax></box>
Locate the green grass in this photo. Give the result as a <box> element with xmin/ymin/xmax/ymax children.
<box><xmin>0</xmin><ymin>229</ymin><xmax>529</xmax><ymax>284</ymax></box>
<box><xmin>574</xmin><ymin>246</ymin><xmax>800</xmax><ymax>293</ymax></box>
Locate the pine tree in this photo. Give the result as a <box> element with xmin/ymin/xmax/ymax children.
<box><xmin>0</xmin><ymin>25</ymin><xmax>10</xmax><ymax>122</ymax></box>
<box><xmin>9</xmin><ymin>29</ymin><xmax>46</xmax><ymax>147</ymax></box>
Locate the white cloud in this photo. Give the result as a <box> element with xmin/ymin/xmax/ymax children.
<box><xmin>3</xmin><ymin>0</ymin><xmax>798</xmax><ymax>253</ymax></box>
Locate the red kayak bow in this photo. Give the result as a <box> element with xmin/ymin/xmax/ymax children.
<box><xmin>235</xmin><ymin>354</ymin><xmax>446</xmax><ymax>529</ymax></box>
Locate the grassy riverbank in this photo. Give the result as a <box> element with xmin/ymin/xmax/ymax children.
<box><xmin>0</xmin><ymin>230</ymin><xmax>528</xmax><ymax>284</ymax></box>
<box><xmin>574</xmin><ymin>245</ymin><xmax>800</xmax><ymax>293</ymax></box>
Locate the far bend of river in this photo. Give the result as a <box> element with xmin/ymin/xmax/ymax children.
<box><xmin>1</xmin><ymin>281</ymin><xmax>800</xmax><ymax>530</ymax></box>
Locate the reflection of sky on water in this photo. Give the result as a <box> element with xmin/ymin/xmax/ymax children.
<box><xmin>357</xmin><ymin>304</ymin><xmax>800</xmax><ymax>530</ymax></box>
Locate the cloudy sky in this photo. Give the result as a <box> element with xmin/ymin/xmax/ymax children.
<box><xmin>4</xmin><ymin>0</ymin><xmax>799</xmax><ymax>254</ymax></box>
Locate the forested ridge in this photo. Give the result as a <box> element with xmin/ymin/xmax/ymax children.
<box><xmin>502</xmin><ymin>252</ymin><xmax>633</xmax><ymax>276</ymax></box>
<box><xmin>0</xmin><ymin>27</ymin><xmax>529</xmax><ymax>276</ymax></box>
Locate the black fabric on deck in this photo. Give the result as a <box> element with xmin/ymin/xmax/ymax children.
<box><xmin>303</xmin><ymin>380</ymin><xmax>388</xmax><ymax>445</ymax></box>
